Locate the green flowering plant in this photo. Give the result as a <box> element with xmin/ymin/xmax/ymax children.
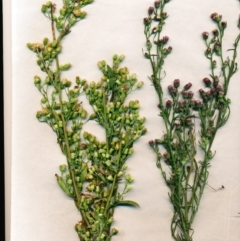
<box><xmin>76</xmin><ymin>55</ymin><xmax>146</xmax><ymax>240</ymax></box>
<box><xmin>27</xmin><ymin>1</ymin><xmax>146</xmax><ymax>240</ymax></box>
<box><xmin>143</xmin><ymin>1</ymin><xmax>240</xmax><ymax>240</ymax></box>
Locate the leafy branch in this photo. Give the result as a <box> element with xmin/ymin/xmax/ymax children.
<box><xmin>28</xmin><ymin>2</ymin><xmax>146</xmax><ymax>240</ymax></box>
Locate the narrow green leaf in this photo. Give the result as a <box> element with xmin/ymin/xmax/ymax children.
<box><xmin>115</xmin><ymin>200</ymin><xmax>140</xmax><ymax>208</ymax></box>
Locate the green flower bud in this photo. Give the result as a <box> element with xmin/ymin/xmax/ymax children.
<box><xmin>60</xmin><ymin>8</ymin><xmax>66</xmax><ymax>16</ymax></box>
<box><xmin>113</xmin><ymin>54</ymin><xmax>118</xmax><ymax>60</ymax></box>
<box><xmin>137</xmin><ymin>81</ymin><xmax>144</xmax><ymax>88</ymax></box>
<box><xmin>125</xmin><ymin>173</ymin><xmax>134</xmax><ymax>183</ymax></box>
<box><xmin>41</xmin><ymin>4</ymin><xmax>47</xmax><ymax>13</ymax></box>
<box><xmin>80</xmin><ymin>11</ymin><xmax>87</xmax><ymax>19</ymax></box>
<box><xmin>73</xmin><ymin>8</ymin><xmax>81</xmax><ymax>17</ymax></box>
<box><xmin>34</xmin><ymin>75</ymin><xmax>41</xmax><ymax>85</ymax></box>
<box><xmin>118</xmin><ymin>54</ymin><xmax>125</xmax><ymax>62</ymax></box>
<box><xmin>59</xmin><ymin>164</ymin><xmax>67</xmax><ymax>172</ymax></box>
<box><xmin>43</xmin><ymin>37</ymin><xmax>48</xmax><ymax>45</ymax></box>
<box><xmin>111</xmin><ymin>228</ymin><xmax>118</xmax><ymax>235</ymax></box>
<box><xmin>107</xmin><ymin>175</ymin><xmax>114</xmax><ymax>181</ymax></box>
<box><xmin>67</xmin><ymin>179</ymin><xmax>73</xmax><ymax>185</ymax></box>
<box><xmin>60</xmin><ymin>63</ymin><xmax>71</xmax><ymax>71</ymax></box>
<box><xmin>41</xmin><ymin>97</ymin><xmax>47</xmax><ymax>104</ymax></box>
<box><xmin>126</xmin><ymin>185</ymin><xmax>132</xmax><ymax>191</ymax></box>
<box><xmin>45</xmin><ymin>1</ymin><xmax>52</xmax><ymax>7</ymax></box>
<box><xmin>69</xmin><ymin>17</ymin><xmax>77</xmax><ymax>26</ymax></box>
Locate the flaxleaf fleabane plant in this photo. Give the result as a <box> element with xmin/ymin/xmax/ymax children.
<box><xmin>76</xmin><ymin>54</ymin><xmax>146</xmax><ymax>240</ymax></box>
<box><xmin>143</xmin><ymin>1</ymin><xmax>240</xmax><ymax>240</ymax></box>
<box><xmin>28</xmin><ymin>1</ymin><xmax>146</xmax><ymax>240</ymax></box>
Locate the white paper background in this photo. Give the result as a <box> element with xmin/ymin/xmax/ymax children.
<box><xmin>9</xmin><ymin>0</ymin><xmax>240</xmax><ymax>240</ymax></box>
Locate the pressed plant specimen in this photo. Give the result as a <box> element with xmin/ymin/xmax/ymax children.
<box><xmin>143</xmin><ymin>1</ymin><xmax>240</xmax><ymax>240</ymax></box>
<box><xmin>27</xmin><ymin>1</ymin><xmax>146</xmax><ymax>240</ymax></box>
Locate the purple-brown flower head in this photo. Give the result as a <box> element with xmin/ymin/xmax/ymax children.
<box><xmin>203</xmin><ymin>77</ymin><xmax>211</xmax><ymax>87</ymax></box>
<box><xmin>211</xmin><ymin>12</ymin><xmax>222</xmax><ymax>23</ymax></box>
<box><xmin>188</xmin><ymin>91</ymin><xmax>194</xmax><ymax>99</ymax></box>
<box><xmin>173</xmin><ymin>79</ymin><xmax>180</xmax><ymax>88</ymax></box>
<box><xmin>148</xmin><ymin>6</ymin><xmax>154</xmax><ymax>15</ymax></box>
<box><xmin>202</xmin><ymin>32</ymin><xmax>209</xmax><ymax>40</ymax></box>
<box><xmin>212</xmin><ymin>29</ymin><xmax>219</xmax><ymax>37</ymax></box>
<box><xmin>184</xmin><ymin>82</ymin><xmax>192</xmax><ymax>90</ymax></box>
<box><xmin>154</xmin><ymin>1</ymin><xmax>160</xmax><ymax>8</ymax></box>
<box><xmin>221</xmin><ymin>21</ymin><xmax>227</xmax><ymax>29</ymax></box>
<box><xmin>143</xmin><ymin>17</ymin><xmax>151</xmax><ymax>26</ymax></box>
<box><xmin>166</xmin><ymin>100</ymin><xmax>172</xmax><ymax>108</ymax></box>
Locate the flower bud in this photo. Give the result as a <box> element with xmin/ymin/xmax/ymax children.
<box><xmin>213</xmin><ymin>76</ymin><xmax>219</xmax><ymax>87</ymax></box>
<box><xmin>45</xmin><ymin>1</ymin><xmax>52</xmax><ymax>7</ymax></box>
<box><xmin>143</xmin><ymin>17</ymin><xmax>151</xmax><ymax>26</ymax></box>
<box><xmin>107</xmin><ymin>175</ymin><xmax>114</xmax><ymax>181</ymax></box>
<box><xmin>111</xmin><ymin>228</ymin><xmax>118</xmax><ymax>235</ymax></box>
<box><xmin>154</xmin><ymin>0</ymin><xmax>160</xmax><ymax>8</ymax></box>
<box><xmin>43</xmin><ymin>37</ymin><xmax>49</xmax><ymax>46</ymax></box>
<box><xmin>203</xmin><ymin>77</ymin><xmax>211</xmax><ymax>87</ymax></box>
<box><xmin>221</xmin><ymin>21</ymin><xmax>227</xmax><ymax>28</ymax></box>
<box><xmin>79</xmin><ymin>11</ymin><xmax>87</xmax><ymax>19</ymax></box>
<box><xmin>60</xmin><ymin>63</ymin><xmax>71</xmax><ymax>71</ymax></box>
<box><xmin>195</xmin><ymin>100</ymin><xmax>202</xmax><ymax>107</ymax></box>
<box><xmin>148</xmin><ymin>6</ymin><xmax>154</xmax><ymax>15</ymax></box>
<box><xmin>173</xmin><ymin>79</ymin><xmax>180</xmax><ymax>88</ymax></box>
<box><xmin>165</xmin><ymin>100</ymin><xmax>172</xmax><ymax>108</ymax></box>
<box><xmin>188</xmin><ymin>91</ymin><xmax>194</xmax><ymax>99</ymax></box>
<box><xmin>41</xmin><ymin>4</ymin><xmax>47</xmax><ymax>13</ymax></box>
<box><xmin>178</xmin><ymin>100</ymin><xmax>185</xmax><ymax>107</ymax></box>
<box><xmin>211</xmin><ymin>12</ymin><xmax>222</xmax><ymax>23</ymax></box>
<box><xmin>216</xmin><ymin>85</ymin><xmax>223</xmax><ymax>92</ymax></box>
<box><xmin>184</xmin><ymin>82</ymin><xmax>192</xmax><ymax>90</ymax></box>
<box><xmin>34</xmin><ymin>75</ymin><xmax>41</xmax><ymax>85</ymax></box>
<box><xmin>137</xmin><ymin>81</ymin><xmax>144</xmax><ymax>88</ymax></box>
<box><xmin>182</xmin><ymin>90</ymin><xmax>188</xmax><ymax>99</ymax></box>
<box><xmin>202</xmin><ymin>32</ymin><xmax>209</xmax><ymax>40</ymax></box>
<box><xmin>212</xmin><ymin>29</ymin><xmax>219</xmax><ymax>37</ymax></box>
<box><xmin>73</xmin><ymin>8</ymin><xmax>81</xmax><ymax>17</ymax></box>
<box><xmin>162</xmin><ymin>36</ymin><xmax>169</xmax><ymax>44</ymax></box>
<box><xmin>119</xmin><ymin>54</ymin><xmax>125</xmax><ymax>62</ymax></box>
<box><xmin>59</xmin><ymin>164</ymin><xmax>67</xmax><ymax>172</ymax></box>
